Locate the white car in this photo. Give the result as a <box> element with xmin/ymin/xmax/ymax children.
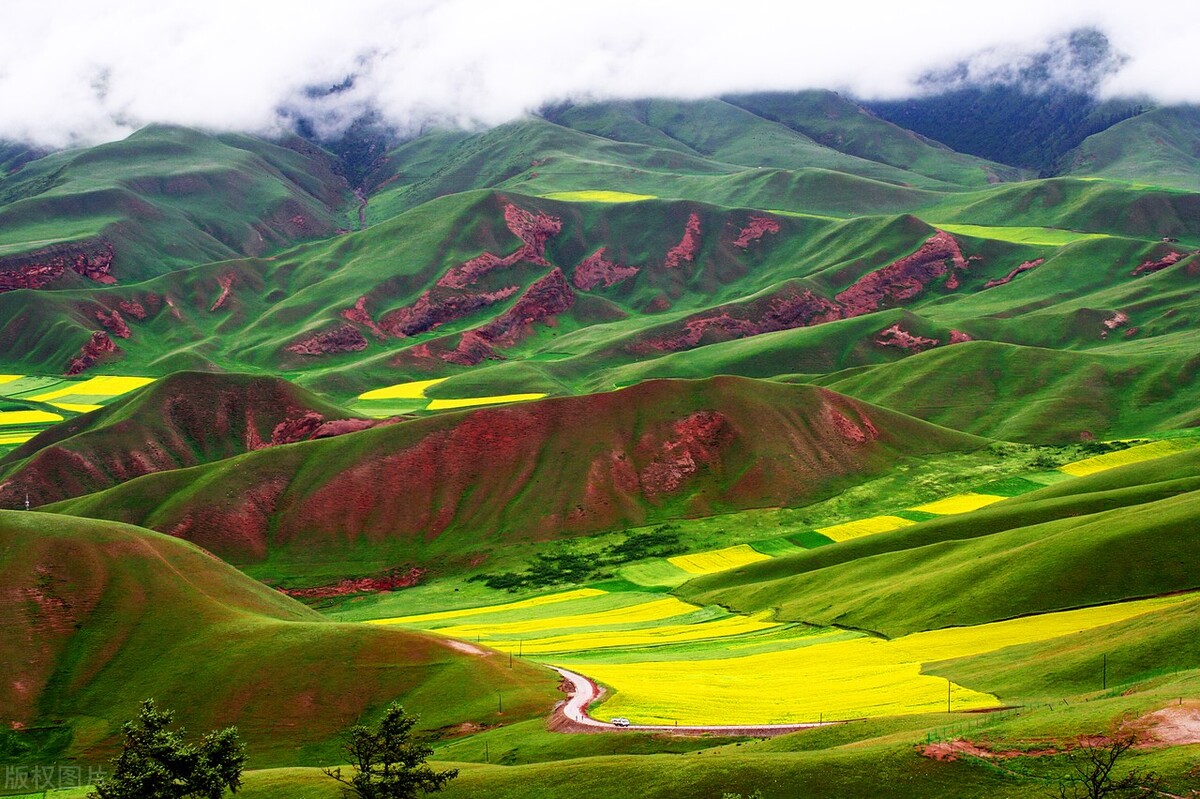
<box><xmin>611</xmin><ymin>717</ymin><xmax>631</xmax><ymax>727</ymax></box>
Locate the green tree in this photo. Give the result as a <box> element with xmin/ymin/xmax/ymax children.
<box><xmin>324</xmin><ymin>704</ymin><xmax>457</xmax><ymax>799</ymax></box>
<box><xmin>90</xmin><ymin>699</ymin><xmax>245</xmax><ymax>799</ymax></box>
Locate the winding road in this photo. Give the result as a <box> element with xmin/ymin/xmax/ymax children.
<box><xmin>550</xmin><ymin>666</ymin><xmax>837</xmax><ymax>737</ymax></box>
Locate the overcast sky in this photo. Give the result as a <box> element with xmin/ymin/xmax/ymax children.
<box><xmin>1</xmin><ymin>0</ymin><xmax>1196</xmax><ymax>147</ymax></box>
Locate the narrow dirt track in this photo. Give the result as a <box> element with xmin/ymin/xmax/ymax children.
<box><xmin>549</xmin><ymin>667</ymin><xmax>838</xmax><ymax>737</ymax></box>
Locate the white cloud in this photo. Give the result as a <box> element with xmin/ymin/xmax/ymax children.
<box><xmin>1</xmin><ymin>0</ymin><xmax>1197</xmax><ymax>147</ymax></box>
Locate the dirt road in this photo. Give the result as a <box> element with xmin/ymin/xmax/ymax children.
<box><xmin>550</xmin><ymin>666</ymin><xmax>837</xmax><ymax>737</ymax></box>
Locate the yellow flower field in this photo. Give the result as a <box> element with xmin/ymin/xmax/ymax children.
<box><xmin>426</xmin><ymin>393</ymin><xmax>548</xmax><ymax>410</ymax></box>
<box><xmin>357</xmin><ymin>378</ymin><xmax>448</xmax><ymax>400</ymax></box>
<box><xmin>486</xmin><ymin>613</ymin><xmax>780</xmax><ymax>655</ymax></box>
<box><xmin>1059</xmin><ymin>439</ymin><xmax>1198</xmax><ymax>477</ymax></box>
<box><xmin>910</xmin><ymin>492</ymin><xmax>1006</xmax><ymax>515</ymax></box>
<box><xmin>26</xmin><ymin>375</ymin><xmax>154</xmax><ymax>402</ymax></box>
<box><xmin>432</xmin><ymin>596</ymin><xmax>702</xmax><ymax>639</ymax></box>
<box><xmin>0</xmin><ymin>432</ymin><xmax>36</xmax><ymax>445</ymax></box>
<box><xmin>668</xmin><ymin>544</ymin><xmax>771</xmax><ymax>575</ymax></box>
<box><xmin>565</xmin><ymin>595</ymin><xmax>1187</xmax><ymax>725</ymax></box>
<box><xmin>366</xmin><ymin>587</ymin><xmax>606</xmax><ymax>626</ymax></box>
<box><xmin>0</xmin><ymin>410</ymin><xmax>64</xmax><ymax>426</ymax></box>
<box><xmin>0</xmin><ymin>375</ymin><xmax>20</xmax><ymax>386</ymax></box>
<box><xmin>540</xmin><ymin>191</ymin><xmax>657</xmax><ymax>203</ymax></box>
<box><xmin>817</xmin><ymin>515</ymin><xmax>915</xmax><ymax>542</ymax></box>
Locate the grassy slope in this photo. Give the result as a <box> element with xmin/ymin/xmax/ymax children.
<box><xmin>0</xmin><ymin>125</ymin><xmax>352</xmax><ymax>281</ymax></box>
<box><xmin>0</xmin><ymin>510</ymin><xmax>557</xmax><ymax>766</ymax></box>
<box><xmin>0</xmin><ymin>371</ymin><xmax>370</xmax><ymax>507</ymax></box>
<box><xmin>1059</xmin><ymin>105</ymin><xmax>1200</xmax><ymax>191</ymax></box>
<box><xmin>681</xmin><ymin>448</ymin><xmax>1200</xmax><ymax>636</ymax></box>
<box><xmin>44</xmin><ymin>378</ymin><xmax>984</xmax><ymax>575</ymax></box>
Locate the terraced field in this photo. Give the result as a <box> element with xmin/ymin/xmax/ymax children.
<box><xmin>0</xmin><ymin>374</ymin><xmax>155</xmax><ymax>451</ymax></box>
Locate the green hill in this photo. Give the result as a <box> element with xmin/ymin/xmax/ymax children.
<box><xmin>0</xmin><ymin>371</ymin><xmax>384</xmax><ymax>508</ymax></box>
<box><xmin>1059</xmin><ymin>105</ymin><xmax>1200</xmax><ymax>191</ymax></box>
<box><xmin>680</xmin><ymin>448</ymin><xmax>1200</xmax><ymax>636</ymax></box>
<box><xmin>0</xmin><ymin>510</ymin><xmax>557</xmax><ymax>766</ymax></box>
<box><xmin>45</xmin><ymin>377</ymin><xmax>984</xmax><ymax>576</ymax></box>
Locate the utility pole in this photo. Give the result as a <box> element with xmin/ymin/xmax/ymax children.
<box><xmin>498</xmin><ymin>691</ymin><xmax>503</xmax><ymax>714</ymax></box>
<box><xmin>484</xmin><ymin>741</ymin><xmax>489</xmax><ymax>763</ymax></box>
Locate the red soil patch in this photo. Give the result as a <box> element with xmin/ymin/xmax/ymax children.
<box><xmin>0</xmin><ymin>242</ymin><xmax>115</xmax><ymax>293</ymax></box>
<box><xmin>631</xmin><ymin>232</ymin><xmax>970</xmax><ymax>355</ymax></box>
<box><xmin>665</xmin><ymin>213</ymin><xmax>702</xmax><ymax>268</ymax></box>
<box><xmin>340</xmin><ymin>296</ymin><xmax>388</xmax><ymax>341</ymax></box>
<box><xmin>209</xmin><ymin>274</ymin><xmax>235</xmax><ymax>312</ymax></box>
<box><xmin>984</xmin><ymin>258</ymin><xmax>1045</xmax><ymax>289</ymax></box>
<box><xmin>644</xmin><ymin>294</ymin><xmax>672</xmax><ymax>313</ymax></box>
<box><xmin>286</xmin><ymin>324</ymin><xmax>369</xmax><ymax>356</ymax></box>
<box><xmin>441</xmin><ymin>268</ymin><xmax>575</xmax><ymax>365</ymax></box>
<box><xmin>949</xmin><ymin>329</ymin><xmax>973</xmax><ymax>344</ymax></box>
<box><xmin>281</xmin><ymin>567</ymin><xmax>427</xmax><ymax>599</ymax></box>
<box><xmin>1100</xmin><ymin>311</ymin><xmax>1130</xmax><ymax>339</ymax></box>
<box><xmin>835</xmin><ymin>231</ymin><xmax>968</xmax><ymax>315</ymax></box>
<box><xmin>66</xmin><ymin>331</ymin><xmax>119</xmax><ymax>375</ymax></box>
<box><xmin>732</xmin><ymin>216</ymin><xmax>781</xmax><ymax>249</ymax></box>
<box><xmin>637</xmin><ymin>411</ymin><xmax>731</xmax><ymax>501</ymax></box>
<box><xmin>437</xmin><ymin>204</ymin><xmax>562</xmax><ymax>289</ymax></box>
<box><xmin>827</xmin><ymin>406</ymin><xmax>878</xmax><ymax>445</ymax></box>
<box><xmin>258</xmin><ymin>412</ymin><xmax>387</xmax><ymax>449</ymax></box>
<box><xmin>572</xmin><ymin>247</ymin><xmax>639</xmax><ymax>290</ymax></box>
<box><xmin>631</xmin><ymin>287</ymin><xmax>841</xmax><ymax>354</ymax></box>
<box><xmin>1132</xmin><ymin>250</ymin><xmax>1189</xmax><ymax>276</ymax></box>
<box><xmin>95</xmin><ymin>309</ymin><xmax>131</xmax><ymax>339</ymax></box>
<box><xmin>1137</xmin><ymin>703</ymin><xmax>1200</xmax><ymax>746</ymax></box>
<box><xmin>875</xmin><ymin>323</ymin><xmax>940</xmax><ymax>353</ymax></box>
<box><xmin>379</xmin><ymin>285</ymin><xmax>520</xmax><ymax>338</ymax></box>
<box><xmin>117</xmin><ymin>299</ymin><xmax>149</xmax><ymax>320</ymax></box>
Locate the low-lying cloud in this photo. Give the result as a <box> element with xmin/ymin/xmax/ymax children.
<box><xmin>1</xmin><ymin>0</ymin><xmax>1196</xmax><ymax>148</ymax></box>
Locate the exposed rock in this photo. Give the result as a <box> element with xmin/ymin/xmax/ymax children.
<box><xmin>732</xmin><ymin>216</ymin><xmax>781</xmax><ymax>249</ymax></box>
<box><xmin>1133</xmin><ymin>250</ymin><xmax>1189</xmax><ymax>276</ymax></box>
<box><xmin>0</xmin><ymin>242</ymin><xmax>116</xmax><ymax>293</ymax></box>
<box><xmin>572</xmin><ymin>247</ymin><xmax>639</xmax><ymax>290</ymax></box>
<box><xmin>66</xmin><ymin>331</ymin><xmax>119</xmax><ymax>375</ymax></box>
<box><xmin>286</xmin><ymin>324</ymin><xmax>369</xmax><ymax>356</ymax></box>
<box><xmin>1100</xmin><ymin>311</ymin><xmax>1130</xmax><ymax>339</ymax></box>
<box><xmin>117</xmin><ymin>300</ymin><xmax>149</xmax><ymax>320</ymax></box>
<box><xmin>828</xmin><ymin>407</ymin><xmax>878</xmax><ymax>445</ymax></box>
<box><xmin>875</xmin><ymin>323</ymin><xmax>940</xmax><ymax>353</ymax></box>
<box><xmin>442</xmin><ymin>331</ymin><xmax>504</xmax><ymax>366</ymax></box>
<box><xmin>949</xmin><ymin>329</ymin><xmax>973</xmax><ymax>344</ymax></box>
<box><xmin>380</xmin><ymin>285</ymin><xmax>521</xmax><ymax>338</ymax></box>
<box><xmin>475</xmin><ymin>268</ymin><xmax>575</xmax><ymax>345</ymax></box>
<box><xmin>638</xmin><ymin>411</ymin><xmax>731</xmax><ymax>500</ymax></box>
<box><xmin>209</xmin><ymin>274</ymin><xmax>235</xmax><ymax>312</ymax></box>
<box><xmin>281</xmin><ymin>567</ymin><xmax>427</xmax><ymax>599</ymax></box>
<box><xmin>632</xmin><ymin>288</ymin><xmax>840</xmax><ymax>354</ymax></box>
<box><xmin>835</xmin><ymin>231</ymin><xmax>968</xmax><ymax>315</ymax></box>
<box><xmin>985</xmin><ymin>258</ymin><xmax>1045</xmax><ymax>289</ymax></box>
<box><xmin>95</xmin><ymin>310</ymin><xmax>131</xmax><ymax>339</ymax></box>
<box><xmin>665</xmin><ymin>213</ymin><xmax>702</xmax><ymax>268</ymax></box>
<box><xmin>437</xmin><ymin>204</ymin><xmax>562</xmax><ymax>289</ymax></box>
<box><xmin>340</xmin><ymin>296</ymin><xmax>388</xmax><ymax>340</ymax></box>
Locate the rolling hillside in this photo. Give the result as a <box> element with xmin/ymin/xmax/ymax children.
<box><xmin>0</xmin><ymin>510</ymin><xmax>557</xmax><ymax>765</ymax></box>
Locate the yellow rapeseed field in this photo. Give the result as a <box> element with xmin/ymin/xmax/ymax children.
<box><xmin>540</xmin><ymin>191</ymin><xmax>657</xmax><ymax>203</ymax></box>
<box><xmin>0</xmin><ymin>410</ymin><xmax>64</xmax><ymax>426</ymax></box>
<box><xmin>432</xmin><ymin>597</ymin><xmax>702</xmax><ymax>639</ymax></box>
<box><xmin>486</xmin><ymin>614</ymin><xmax>780</xmax><ymax>655</ymax></box>
<box><xmin>1059</xmin><ymin>439</ymin><xmax>1197</xmax><ymax>477</ymax></box>
<box><xmin>817</xmin><ymin>515</ymin><xmax>916</xmax><ymax>542</ymax></box>
<box><xmin>426</xmin><ymin>393</ymin><xmax>547</xmax><ymax>410</ymax></box>
<box><xmin>0</xmin><ymin>432</ymin><xmax>35</xmax><ymax>445</ymax></box>
<box><xmin>49</xmin><ymin>402</ymin><xmax>103</xmax><ymax>413</ymax></box>
<box><xmin>566</xmin><ymin>596</ymin><xmax>1187</xmax><ymax>725</ymax></box>
<box><xmin>357</xmin><ymin>378</ymin><xmax>448</xmax><ymax>400</ymax></box>
<box><xmin>27</xmin><ymin>375</ymin><xmax>153</xmax><ymax>401</ymax></box>
<box><xmin>668</xmin><ymin>544</ymin><xmax>771</xmax><ymax>575</ymax></box>
<box><xmin>0</xmin><ymin>375</ymin><xmax>20</xmax><ymax>385</ymax></box>
<box><xmin>366</xmin><ymin>587</ymin><xmax>606</xmax><ymax>626</ymax></box>
<box><xmin>911</xmin><ymin>492</ymin><xmax>1006</xmax><ymax>515</ymax></box>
